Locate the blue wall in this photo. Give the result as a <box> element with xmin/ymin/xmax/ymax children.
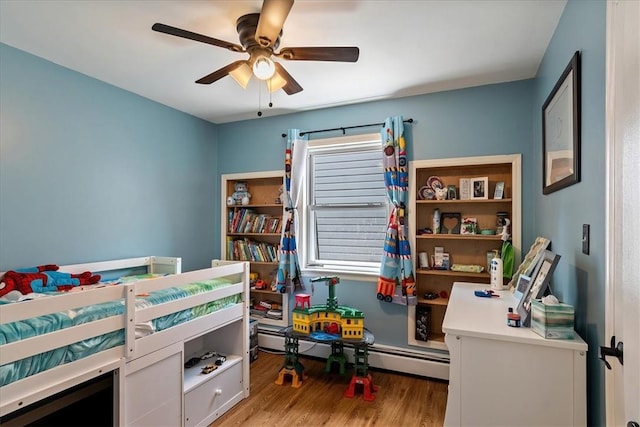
<box><xmin>0</xmin><ymin>44</ymin><xmax>219</xmax><ymax>272</ymax></box>
<box><xmin>532</xmin><ymin>1</ymin><xmax>606</xmax><ymax>425</ymax></box>
<box><xmin>217</xmin><ymin>80</ymin><xmax>535</xmax><ymax>348</ymax></box>
<box><xmin>0</xmin><ymin>0</ymin><xmax>607</xmax><ymax>422</ymax></box>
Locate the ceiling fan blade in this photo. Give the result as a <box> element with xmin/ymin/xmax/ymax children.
<box><xmin>196</xmin><ymin>61</ymin><xmax>248</xmax><ymax>85</ymax></box>
<box><xmin>275</xmin><ymin>46</ymin><xmax>360</xmax><ymax>62</ymax></box>
<box><xmin>274</xmin><ymin>62</ymin><xmax>303</xmax><ymax>95</ymax></box>
<box><xmin>255</xmin><ymin>0</ymin><xmax>294</xmax><ymax>48</ymax></box>
<box><xmin>152</xmin><ymin>23</ymin><xmax>244</xmax><ymax>53</ymax></box>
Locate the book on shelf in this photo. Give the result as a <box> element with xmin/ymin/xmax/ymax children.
<box><xmin>228</xmin><ymin>208</ymin><xmax>282</xmax><ymax>234</ymax></box>
<box><xmin>230</xmin><ymin>238</ymin><xmax>280</xmax><ymax>263</ymax></box>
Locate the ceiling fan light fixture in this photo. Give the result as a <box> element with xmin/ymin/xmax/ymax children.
<box><xmin>252</xmin><ymin>55</ymin><xmax>276</xmax><ymax>80</ymax></box>
<box><xmin>267</xmin><ymin>71</ymin><xmax>287</xmax><ymax>92</ymax></box>
<box><xmin>229</xmin><ymin>62</ymin><xmax>253</xmax><ymax>89</ymax></box>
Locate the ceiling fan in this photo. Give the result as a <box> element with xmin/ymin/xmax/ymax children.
<box><xmin>152</xmin><ymin>0</ymin><xmax>360</xmax><ymax>95</ymax></box>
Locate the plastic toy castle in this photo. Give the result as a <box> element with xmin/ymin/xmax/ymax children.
<box><xmin>291</xmin><ymin>276</ymin><xmax>365</xmax><ymax>339</ymax></box>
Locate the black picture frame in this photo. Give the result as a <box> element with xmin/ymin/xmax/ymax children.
<box><xmin>441</xmin><ymin>212</ymin><xmax>461</xmax><ymax>234</ymax></box>
<box><xmin>542</xmin><ymin>50</ymin><xmax>581</xmax><ymax>195</ymax></box>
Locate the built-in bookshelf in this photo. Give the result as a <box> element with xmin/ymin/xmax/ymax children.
<box><xmin>408</xmin><ymin>154</ymin><xmax>521</xmax><ymax>351</ymax></box>
<box><xmin>221</xmin><ymin>171</ymin><xmax>289</xmax><ymax>328</ymax></box>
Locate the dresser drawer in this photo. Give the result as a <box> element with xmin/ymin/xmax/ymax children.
<box><xmin>184</xmin><ymin>361</ymin><xmax>243</xmax><ymax>427</ymax></box>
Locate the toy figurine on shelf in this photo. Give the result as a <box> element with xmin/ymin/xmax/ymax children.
<box><xmin>230</xmin><ymin>181</ymin><xmax>251</xmax><ymax>205</ymax></box>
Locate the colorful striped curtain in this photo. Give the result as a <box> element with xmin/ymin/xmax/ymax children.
<box><xmin>376</xmin><ymin>116</ymin><xmax>416</xmax><ymax>303</ymax></box>
<box><xmin>276</xmin><ymin>129</ymin><xmax>308</xmax><ymax>293</ymax></box>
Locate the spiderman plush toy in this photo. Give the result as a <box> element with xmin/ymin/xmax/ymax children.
<box><xmin>0</xmin><ymin>264</ymin><xmax>101</xmax><ymax>297</ymax></box>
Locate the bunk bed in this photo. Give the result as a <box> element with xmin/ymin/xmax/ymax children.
<box><xmin>0</xmin><ymin>257</ymin><xmax>250</xmax><ymax>427</ymax></box>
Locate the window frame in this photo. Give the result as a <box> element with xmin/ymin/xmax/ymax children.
<box><xmin>298</xmin><ymin>132</ymin><xmax>387</xmax><ymax>280</ymax></box>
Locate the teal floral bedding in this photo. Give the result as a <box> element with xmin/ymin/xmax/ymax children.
<box><xmin>0</xmin><ymin>277</ymin><xmax>241</xmax><ymax>386</ymax></box>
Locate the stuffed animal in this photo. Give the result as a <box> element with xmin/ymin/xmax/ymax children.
<box><xmin>231</xmin><ymin>181</ymin><xmax>251</xmax><ymax>205</ymax></box>
<box><xmin>0</xmin><ymin>264</ymin><xmax>101</xmax><ymax>297</ymax></box>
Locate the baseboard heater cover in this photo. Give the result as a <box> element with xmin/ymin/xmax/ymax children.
<box><xmin>258</xmin><ymin>330</ymin><xmax>449</xmax><ymax>381</ymax></box>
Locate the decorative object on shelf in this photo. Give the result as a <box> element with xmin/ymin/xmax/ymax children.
<box><xmin>431</xmin><ymin>247</ymin><xmax>449</xmax><ymax>270</ymax></box>
<box><xmin>543</xmin><ymin>50</ymin><xmax>581</xmax><ymax>195</ymax></box>
<box><xmin>447</xmin><ymin>185</ymin><xmax>457</xmax><ymax>200</ymax></box>
<box><xmin>459</xmin><ymin>178</ymin><xmax>470</xmax><ymax>200</ymax></box>
<box><xmin>275</xmin><ymin>185</ymin><xmax>283</xmax><ymax>204</ymax></box>
<box><xmin>418</xmin><ymin>252</ymin><xmax>429</xmax><ymax>269</ymax></box>
<box><xmin>460</xmin><ymin>217</ymin><xmax>478</xmax><ymax>234</ymax></box>
<box><xmin>441</xmin><ymin>212</ymin><xmax>461</xmax><ymax>234</ymax></box>
<box><xmin>418</xmin><ymin>185</ymin><xmax>435</xmax><ymax>200</ymax></box>
<box><xmin>435</xmin><ymin>187</ymin><xmax>448</xmax><ymax>200</ymax></box>
<box><xmin>470</xmin><ymin>177</ymin><xmax>489</xmax><ymax>200</ymax></box>
<box><xmin>496</xmin><ymin>212</ymin><xmax>510</xmax><ymax>237</ymax></box>
<box><xmin>427</xmin><ymin>176</ymin><xmax>444</xmax><ymax>191</ymax></box>
<box><xmin>450</xmin><ymin>264</ymin><xmax>484</xmax><ymax>273</ymax></box>
<box><xmin>415</xmin><ymin>305</ymin><xmax>431</xmax><ymax>342</ymax></box>
<box><xmin>432</xmin><ymin>208</ymin><xmax>441</xmax><ymax>234</ymax></box>
<box><xmin>494</xmin><ymin>181</ymin><xmax>505</xmax><ymax>199</ymax></box>
<box><xmin>231</xmin><ymin>181</ymin><xmax>252</xmax><ymax>205</ymax></box>
<box><xmin>424</xmin><ymin>291</ymin><xmax>439</xmax><ymax>300</ymax></box>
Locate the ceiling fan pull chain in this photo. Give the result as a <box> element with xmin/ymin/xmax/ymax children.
<box><xmin>268</xmin><ymin>79</ymin><xmax>274</xmax><ymax>108</ymax></box>
<box><xmin>257</xmin><ymin>81</ymin><xmax>263</xmax><ymax>117</ymax></box>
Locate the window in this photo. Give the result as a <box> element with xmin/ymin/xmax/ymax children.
<box><xmin>300</xmin><ymin>133</ymin><xmax>387</xmax><ymax>277</ymax></box>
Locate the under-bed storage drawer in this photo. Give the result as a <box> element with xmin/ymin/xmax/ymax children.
<box><xmin>125</xmin><ymin>343</ymin><xmax>183</xmax><ymax>426</ymax></box>
<box><xmin>184</xmin><ymin>360</ymin><xmax>243</xmax><ymax>427</ymax></box>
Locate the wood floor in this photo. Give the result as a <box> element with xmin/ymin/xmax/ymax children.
<box><xmin>212</xmin><ymin>349</ymin><xmax>448</xmax><ymax>427</ymax></box>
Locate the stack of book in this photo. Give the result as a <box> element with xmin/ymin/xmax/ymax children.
<box><xmin>228</xmin><ymin>208</ymin><xmax>282</xmax><ymax>234</ymax></box>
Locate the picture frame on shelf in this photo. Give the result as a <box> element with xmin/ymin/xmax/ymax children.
<box><xmin>542</xmin><ymin>50</ymin><xmax>581</xmax><ymax>195</ymax></box>
<box><xmin>517</xmin><ymin>250</ymin><xmax>561</xmax><ymax>326</ymax></box>
<box><xmin>470</xmin><ymin>177</ymin><xmax>489</xmax><ymax>200</ymax></box>
<box><xmin>441</xmin><ymin>212</ymin><xmax>461</xmax><ymax>234</ymax></box>
<box><xmin>494</xmin><ymin>181</ymin><xmax>505</xmax><ymax>199</ymax></box>
<box><xmin>459</xmin><ymin>178</ymin><xmax>471</xmax><ymax>200</ymax></box>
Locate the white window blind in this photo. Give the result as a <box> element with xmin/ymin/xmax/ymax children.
<box><xmin>304</xmin><ymin>135</ymin><xmax>387</xmax><ymax>275</ymax></box>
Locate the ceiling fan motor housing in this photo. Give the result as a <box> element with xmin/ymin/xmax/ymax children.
<box><xmin>236</xmin><ymin>13</ymin><xmax>281</xmax><ymax>52</ymax></box>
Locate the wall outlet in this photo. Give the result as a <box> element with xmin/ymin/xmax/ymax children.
<box><xmin>582</xmin><ymin>224</ymin><xmax>590</xmax><ymax>255</ymax></box>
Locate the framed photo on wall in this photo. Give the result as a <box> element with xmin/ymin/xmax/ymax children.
<box><xmin>542</xmin><ymin>50</ymin><xmax>581</xmax><ymax>195</ymax></box>
<box><xmin>470</xmin><ymin>177</ymin><xmax>489</xmax><ymax>200</ymax></box>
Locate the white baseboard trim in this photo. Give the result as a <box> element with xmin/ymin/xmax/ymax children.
<box><xmin>258</xmin><ymin>331</ymin><xmax>449</xmax><ymax>381</ymax></box>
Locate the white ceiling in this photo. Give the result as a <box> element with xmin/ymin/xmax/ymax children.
<box><xmin>0</xmin><ymin>0</ymin><xmax>566</xmax><ymax>124</ymax></box>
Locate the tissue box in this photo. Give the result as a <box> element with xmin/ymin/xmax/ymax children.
<box><xmin>531</xmin><ymin>299</ymin><xmax>575</xmax><ymax>339</ymax></box>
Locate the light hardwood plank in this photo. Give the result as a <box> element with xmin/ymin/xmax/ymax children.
<box><xmin>212</xmin><ymin>350</ymin><xmax>448</xmax><ymax>427</ymax></box>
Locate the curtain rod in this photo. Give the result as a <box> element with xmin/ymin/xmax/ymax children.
<box><xmin>281</xmin><ymin>118</ymin><xmax>414</xmax><ymax>138</ymax></box>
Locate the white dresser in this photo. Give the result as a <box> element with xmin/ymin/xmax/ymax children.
<box><xmin>442</xmin><ymin>282</ymin><xmax>587</xmax><ymax>427</ymax></box>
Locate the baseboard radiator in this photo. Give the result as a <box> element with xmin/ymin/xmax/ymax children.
<box><xmin>258</xmin><ymin>329</ymin><xmax>450</xmax><ymax>381</ymax></box>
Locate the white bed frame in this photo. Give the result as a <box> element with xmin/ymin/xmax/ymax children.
<box><xmin>0</xmin><ymin>257</ymin><xmax>250</xmax><ymax>427</ymax></box>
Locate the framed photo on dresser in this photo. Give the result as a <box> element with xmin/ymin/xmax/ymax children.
<box><xmin>517</xmin><ymin>250</ymin><xmax>561</xmax><ymax>326</ymax></box>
